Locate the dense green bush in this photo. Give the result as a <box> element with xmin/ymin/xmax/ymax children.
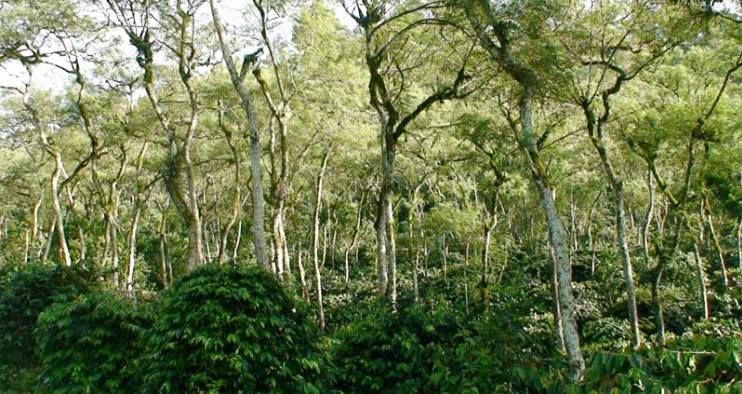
<box><xmin>0</xmin><ymin>263</ymin><xmax>92</xmax><ymax>370</ymax></box>
<box><xmin>330</xmin><ymin>300</ymin><xmax>465</xmax><ymax>393</ymax></box>
<box><xmin>569</xmin><ymin>335</ymin><xmax>742</xmax><ymax>392</ymax></box>
<box><xmin>34</xmin><ymin>292</ymin><xmax>151</xmax><ymax>393</ymax></box>
<box><xmin>139</xmin><ymin>263</ymin><xmax>322</xmax><ymax>393</ymax></box>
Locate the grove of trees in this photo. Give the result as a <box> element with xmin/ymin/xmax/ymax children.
<box><xmin>0</xmin><ymin>0</ymin><xmax>740</xmax><ymax>391</ymax></box>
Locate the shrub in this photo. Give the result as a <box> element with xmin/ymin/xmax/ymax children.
<box><xmin>0</xmin><ymin>263</ymin><xmax>92</xmax><ymax>370</ymax></box>
<box><xmin>330</xmin><ymin>300</ymin><xmax>464</xmax><ymax>393</ymax></box>
<box><xmin>34</xmin><ymin>292</ymin><xmax>152</xmax><ymax>393</ymax></box>
<box><xmin>569</xmin><ymin>335</ymin><xmax>742</xmax><ymax>392</ymax></box>
<box><xmin>139</xmin><ymin>263</ymin><xmax>322</xmax><ymax>393</ymax></box>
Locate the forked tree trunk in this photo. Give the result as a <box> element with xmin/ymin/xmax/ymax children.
<box><xmin>210</xmin><ymin>0</ymin><xmax>269</xmax><ymax>269</ymax></box>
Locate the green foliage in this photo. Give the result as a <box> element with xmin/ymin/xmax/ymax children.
<box><xmin>330</xmin><ymin>301</ymin><xmax>464</xmax><ymax>393</ymax></box>
<box><xmin>570</xmin><ymin>335</ymin><xmax>742</xmax><ymax>393</ymax></box>
<box><xmin>34</xmin><ymin>292</ymin><xmax>152</xmax><ymax>393</ymax></box>
<box><xmin>139</xmin><ymin>264</ymin><xmax>322</xmax><ymax>393</ymax></box>
<box><xmin>0</xmin><ymin>263</ymin><xmax>92</xmax><ymax>371</ymax></box>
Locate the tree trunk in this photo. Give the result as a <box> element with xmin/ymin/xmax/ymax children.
<box><xmin>210</xmin><ymin>0</ymin><xmax>269</xmax><ymax>269</ymax></box>
<box><xmin>550</xmin><ymin>244</ymin><xmax>567</xmax><ymax>353</ymax></box>
<box><xmin>32</xmin><ymin>192</ymin><xmax>43</xmax><ymax>259</ymax></box>
<box><xmin>297</xmin><ymin>246</ymin><xmax>309</xmax><ymax>301</ymax></box>
<box><xmin>464</xmin><ymin>242</ymin><xmax>470</xmax><ymax>314</ymax></box>
<box><xmin>582</xmin><ymin>104</ymin><xmax>641</xmax><ymax>349</ymax></box>
<box><xmin>159</xmin><ymin>209</ymin><xmax>169</xmax><ymax>288</ymax></box>
<box><xmin>126</xmin><ymin>204</ymin><xmax>141</xmax><ymax>298</ymax></box>
<box><xmin>50</xmin><ymin>151</ymin><xmax>72</xmax><ymax>266</ymax></box>
<box><xmin>693</xmin><ymin>243</ymin><xmax>710</xmax><ymax>320</ymax></box>
<box><xmin>643</xmin><ymin>170</ymin><xmax>654</xmax><ymax>269</ymax></box>
<box><xmin>442</xmin><ymin>234</ymin><xmax>449</xmax><ymax>290</ymax></box>
<box><xmin>520</xmin><ymin>87</ymin><xmax>585</xmax><ymax>380</ymax></box>
<box><xmin>703</xmin><ymin>199</ymin><xmax>729</xmax><ymax>290</ymax></box>
<box><xmin>218</xmin><ymin>107</ymin><xmax>242</xmax><ymax>265</ymax></box>
<box><xmin>313</xmin><ymin>149</ymin><xmax>330</xmax><ymax>331</ymax></box>
<box><xmin>108</xmin><ymin>212</ymin><xmax>120</xmax><ymax>287</ymax></box>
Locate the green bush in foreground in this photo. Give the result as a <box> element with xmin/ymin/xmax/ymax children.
<box><xmin>567</xmin><ymin>334</ymin><xmax>742</xmax><ymax>393</ymax></box>
<box><xmin>34</xmin><ymin>292</ymin><xmax>151</xmax><ymax>393</ymax></box>
<box><xmin>0</xmin><ymin>263</ymin><xmax>92</xmax><ymax>371</ymax></box>
<box><xmin>139</xmin><ymin>263</ymin><xmax>322</xmax><ymax>393</ymax></box>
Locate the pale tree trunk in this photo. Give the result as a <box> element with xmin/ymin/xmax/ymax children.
<box><xmin>643</xmin><ymin>171</ymin><xmax>654</xmax><ymax>268</ymax></box>
<box><xmin>43</xmin><ymin>137</ymin><xmax>72</xmax><ymax>267</ymax></box>
<box><xmin>518</xmin><ymin>87</ymin><xmax>584</xmax><ymax>379</ymax></box>
<box><xmin>464</xmin><ymin>242</ymin><xmax>470</xmax><ymax>314</ymax></box>
<box><xmin>109</xmin><ymin>212</ymin><xmax>120</xmax><ymax>287</ymax></box>
<box><xmin>217</xmin><ymin>106</ymin><xmax>242</xmax><ymax>264</ymax></box>
<box><xmin>297</xmin><ymin>245</ymin><xmax>309</xmax><ymax>301</ymax></box>
<box><xmin>586</xmin><ymin>191</ymin><xmax>602</xmax><ymax>276</ymax></box>
<box><xmin>321</xmin><ymin>219</ymin><xmax>329</xmax><ymax>269</ymax></box>
<box><xmin>312</xmin><ymin>149</ymin><xmax>330</xmax><ymax>331</ymax></box>
<box><xmin>702</xmin><ymin>196</ymin><xmax>729</xmax><ymax>290</ymax></box>
<box><xmin>210</xmin><ymin>0</ymin><xmax>269</xmax><ymax>269</ymax></box>
<box><xmin>178</xmin><ymin>12</ymin><xmax>205</xmax><ymax>270</ymax></box>
<box><xmin>463</xmin><ymin>6</ymin><xmax>584</xmax><ymax>377</ymax></box>
<box><xmin>374</xmin><ymin>129</ymin><xmax>396</xmax><ymax>300</ymax></box>
<box><xmin>125</xmin><ymin>143</ymin><xmax>149</xmax><ymax>297</ymax></box>
<box><xmin>126</xmin><ymin>205</ymin><xmax>141</xmax><ymax>297</ymax></box>
<box><xmin>24</xmin><ymin>230</ymin><xmax>30</xmax><ymax>264</ymax></box>
<box><xmin>480</xmin><ymin>212</ymin><xmax>497</xmax><ymax>306</ymax></box>
<box><xmin>252</xmin><ymin>0</ymin><xmax>292</xmax><ymax>275</ymax></box>
<box><xmin>344</xmin><ymin>188</ymin><xmax>366</xmax><ymax>288</ymax></box>
<box><xmin>42</xmin><ymin>221</ymin><xmax>54</xmax><ymax>262</ymax></box>
<box><xmin>550</xmin><ymin>244</ymin><xmax>567</xmax><ymax>353</ymax></box>
<box><xmin>233</xmin><ymin>219</ymin><xmax>242</xmax><ymax>263</ymax></box>
<box><xmin>158</xmin><ymin>207</ymin><xmax>169</xmax><ymax>288</ymax></box>
<box><xmin>113</xmin><ymin>6</ymin><xmax>205</xmax><ymax>272</ymax></box>
<box><xmin>693</xmin><ymin>243</ymin><xmax>710</xmax><ymax>320</ymax></box>
<box><xmin>442</xmin><ymin>234</ymin><xmax>449</xmax><ymax>290</ymax></box>
<box><xmin>32</xmin><ymin>192</ymin><xmax>43</xmax><ymax>258</ymax></box>
<box><xmin>582</xmin><ymin>100</ymin><xmax>641</xmax><ymax>349</ymax></box>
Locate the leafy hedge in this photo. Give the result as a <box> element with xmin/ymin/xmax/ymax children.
<box><xmin>569</xmin><ymin>335</ymin><xmax>742</xmax><ymax>392</ymax></box>
<box><xmin>330</xmin><ymin>301</ymin><xmax>463</xmax><ymax>393</ymax></box>
<box><xmin>0</xmin><ymin>264</ymin><xmax>92</xmax><ymax>369</ymax></box>
<box><xmin>35</xmin><ymin>292</ymin><xmax>151</xmax><ymax>393</ymax></box>
<box><xmin>139</xmin><ymin>264</ymin><xmax>323</xmax><ymax>393</ymax></box>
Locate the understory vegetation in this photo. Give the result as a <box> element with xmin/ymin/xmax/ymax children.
<box><xmin>1</xmin><ymin>0</ymin><xmax>741</xmax><ymax>391</ymax></box>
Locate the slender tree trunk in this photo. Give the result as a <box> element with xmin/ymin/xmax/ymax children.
<box><xmin>693</xmin><ymin>243</ymin><xmax>710</xmax><ymax>320</ymax></box>
<box><xmin>442</xmin><ymin>235</ymin><xmax>449</xmax><ymax>290</ymax></box>
<box><xmin>550</xmin><ymin>244</ymin><xmax>567</xmax><ymax>352</ymax></box>
<box><xmin>42</xmin><ymin>221</ymin><xmax>53</xmax><ymax>262</ymax></box>
<box><xmin>210</xmin><ymin>0</ymin><xmax>269</xmax><ymax>269</ymax></box>
<box><xmin>217</xmin><ymin>107</ymin><xmax>241</xmax><ymax>265</ymax></box>
<box><xmin>586</xmin><ymin>191</ymin><xmax>602</xmax><ymax>276</ymax></box>
<box><xmin>464</xmin><ymin>242</ymin><xmax>470</xmax><ymax>314</ymax></box>
<box><xmin>375</xmin><ymin>132</ymin><xmax>396</xmax><ymax>300</ymax></box>
<box><xmin>159</xmin><ymin>210</ymin><xmax>169</xmax><ymax>288</ymax></box>
<box><xmin>297</xmin><ymin>245</ymin><xmax>309</xmax><ymax>300</ymax></box>
<box><xmin>50</xmin><ymin>152</ymin><xmax>72</xmax><ymax>266</ymax></box>
<box><xmin>32</xmin><ymin>192</ymin><xmax>43</xmax><ymax>259</ymax></box>
<box><xmin>643</xmin><ymin>170</ymin><xmax>654</xmax><ymax>268</ymax></box>
<box><xmin>703</xmin><ymin>199</ymin><xmax>729</xmax><ymax>290</ymax></box>
<box><xmin>233</xmin><ymin>219</ymin><xmax>242</xmax><ymax>263</ymax></box>
<box><xmin>108</xmin><ymin>212</ymin><xmax>120</xmax><ymax>287</ymax></box>
<box><xmin>582</xmin><ymin>104</ymin><xmax>641</xmax><ymax>348</ymax></box>
<box><xmin>519</xmin><ymin>88</ymin><xmax>584</xmax><ymax>380</ymax></box>
<box><xmin>313</xmin><ymin>150</ymin><xmax>330</xmax><ymax>331</ymax></box>
<box><xmin>126</xmin><ymin>204</ymin><xmax>141</xmax><ymax>298</ymax></box>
